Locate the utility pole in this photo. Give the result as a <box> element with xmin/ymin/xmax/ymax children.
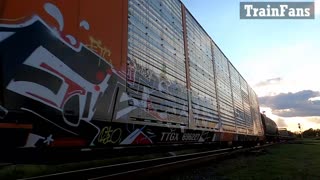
<box><xmin>298</xmin><ymin>123</ymin><xmax>303</xmax><ymax>139</ymax></box>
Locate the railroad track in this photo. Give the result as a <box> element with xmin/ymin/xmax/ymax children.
<box><xmin>20</xmin><ymin>144</ymin><xmax>273</xmax><ymax>180</ymax></box>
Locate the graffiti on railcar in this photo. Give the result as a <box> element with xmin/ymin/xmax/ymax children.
<box><xmin>120</xmin><ymin>125</ymin><xmax>154</xmax><ymax>145</ymax></box>
<box><xmin>0</xmin><ymin>105</ymin><xmax>8</xmax><ymax>119</ymax></box>
<box><xmin>0</xmin><ymin>20</ymin><xmax>112</xmax><ymax>146</ymax></box>
<box><xmin>24</xmin><ymin>133</ymin><xmax>54</xmax><ymax>147</ymax></box>
<box><xmin>0</xmin><ymin>1</ymin><xmax>126</xmax><ymax>147</ymax></box>
<box><xmin>93</xmin><ymin>124</ymin><xmax>216</xmax><ymax>145</ymax></box>
<box><xmin>98</xmin><ymin>126</ymin><xmax>122</xmax><ymax>144</ymax></box>
<box><xmin>124</xmin><ymin>57</ymin><xmax>189</xmax><ymax>124</ymax></box>
<box><xmin>87</xmin><ymin>36</ymin><xmax>112</xmax><ymax>62</ymax></box>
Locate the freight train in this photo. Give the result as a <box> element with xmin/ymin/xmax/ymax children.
<box><xmin>0</xmin><ymin>0</ymin><xmax>277</xmax><ymax>151</ymax></box>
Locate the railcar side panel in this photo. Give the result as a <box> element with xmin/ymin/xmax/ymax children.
<box><xmin>185</xmin><ymin>10</ymin><xmax>219</xmax><ymax>130</ymax></box>
<box><xmin>126</xmin><ymin>0</ymin><xmax>189</xmax><ymax>126</ymax></box>
<box><xmin>239</xmin><ymin>76</ymin><xmax>252</xmax><ymax>133</ymax></box>
<box><xmin>212</xmin><ymin>44</ymin><xmax>236</xmax><ymax>132</ymax></box>
<box><xmin>249</xmin><ymin>88</ymin><xmax>263</xmax><ymax>136</ymax></box>
<box><xmin>229</xmin><ymin>63</ymin><xmax>246</xmax><ymax>134</ymax></box>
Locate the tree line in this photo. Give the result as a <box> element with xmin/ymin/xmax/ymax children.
<box><xmin>301</xmin><ymin>128</ymin><xmax>320</xmax><ymax>137</ymax></box>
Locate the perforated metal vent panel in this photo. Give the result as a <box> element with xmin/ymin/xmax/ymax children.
<box><xmin>185</xmin><ymin>11</ymin><xmax>219</xmax><ymax>124</ymax></box>
<box><xmin>213</xmin><ymin>44</ymin><xmax>235</xmax><ymax>129</ymax></box>
<box><xmin>127</xmin><ymin>0</ymin><xmax>188</xmax><ymax>124</ymax></box>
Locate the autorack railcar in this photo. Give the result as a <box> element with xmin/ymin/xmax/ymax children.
<box><xmin>0</xmin><ymin>0</ymin><xmax>266</xmax><ymax>150</ymax></box>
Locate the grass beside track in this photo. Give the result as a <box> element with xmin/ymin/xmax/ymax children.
<box><xmin>0</xmin><ymin>153</ymin><xmax>167</xmax><ymax>180</ymax></box>
<box><xmin>0</xmin><ymin>147</ymin><xmax>208</xmax><ymax>180</ymax></box>
<box><xmin>168</xmin><ymin>139</ymin><xmax>320</xmax><ymax>180</ymax></box>
<box><xmin>3</xmin><ymin>140</ymin><xmax>320</xmax><ymax>179</ymax></box>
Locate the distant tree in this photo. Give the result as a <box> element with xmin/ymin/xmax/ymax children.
<box><xmin>302</xmin><ymin>128</ymin><xmax>320</xmax><ymax>137</ymax></box>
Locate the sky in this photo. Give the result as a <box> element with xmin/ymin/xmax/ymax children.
<box><xmin>181</xmin><ymin>0</ymin><xmax>320</xmax><ymax>132</ymax></box>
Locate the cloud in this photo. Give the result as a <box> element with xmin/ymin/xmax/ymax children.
<box><xmin>259</xmin><ymin>90</ymin><xmax>320</xmax><ymax>117</ymax></box>
<box><xmin>275</xmin><ymin>118</ymin><xmax>287</xmax><ymax>128</ymax></box>
<box><xmin>255</xmin><ymin>77</ymin><xmax>282</xmax><ymax>87</ymax></box>
<box><xmin>309</xmin><ymin>96</ymin><xmax>320</xmax><ymax>102</ymax></box>
<box><xmin>307</xmin><ymin>117</ymin><xmax>320</xmax><ymax>124</ymax></box>
<box><xmin>238</xmin><ymin>40</ymin><xmax>320</xmax><ymax>97</ymax></box>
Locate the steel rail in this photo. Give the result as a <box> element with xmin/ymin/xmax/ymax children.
<box><xmin>20</xmin><ymin>144</ymin><xmax>273</xmax><ymax>180</ymax></box>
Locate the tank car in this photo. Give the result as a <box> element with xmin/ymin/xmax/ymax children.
<box><xmin>261</xmin><ymin>113</ymin><xmax>279</xmax><ymax>143</ymax></box>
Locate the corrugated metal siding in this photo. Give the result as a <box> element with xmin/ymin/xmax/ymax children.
<box><xmin>229</xmin><ymin>63</ymin><xmax>247</xmax><ymax>134</ymax></box>
<box><xmin>185</xmin><ymin>11</ymin><xmax>219</xmax><ymax>126</ymax></box>
<box><xmin>213</xmin><ymin>44</ymin><xmax>235</xmax><ymax>131</ymax></box>
<box><xmin>127</xmin><ymin>0</ymin><xmax>263</xmax><ymax>135</ymax></box>
<box><xmin>249</xmin><ymin>87</ymin><xmax>263</xmax><ymax>135</ymax></box>
<box><xmin>127</xmin><ymin>0</ymin><xmax>188</xmax><ymax>124</ymax></box>
<box><xmin>239</xmin><ymin>76</ymin><xmax>252</xmax><ymax>131</ymax></box>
